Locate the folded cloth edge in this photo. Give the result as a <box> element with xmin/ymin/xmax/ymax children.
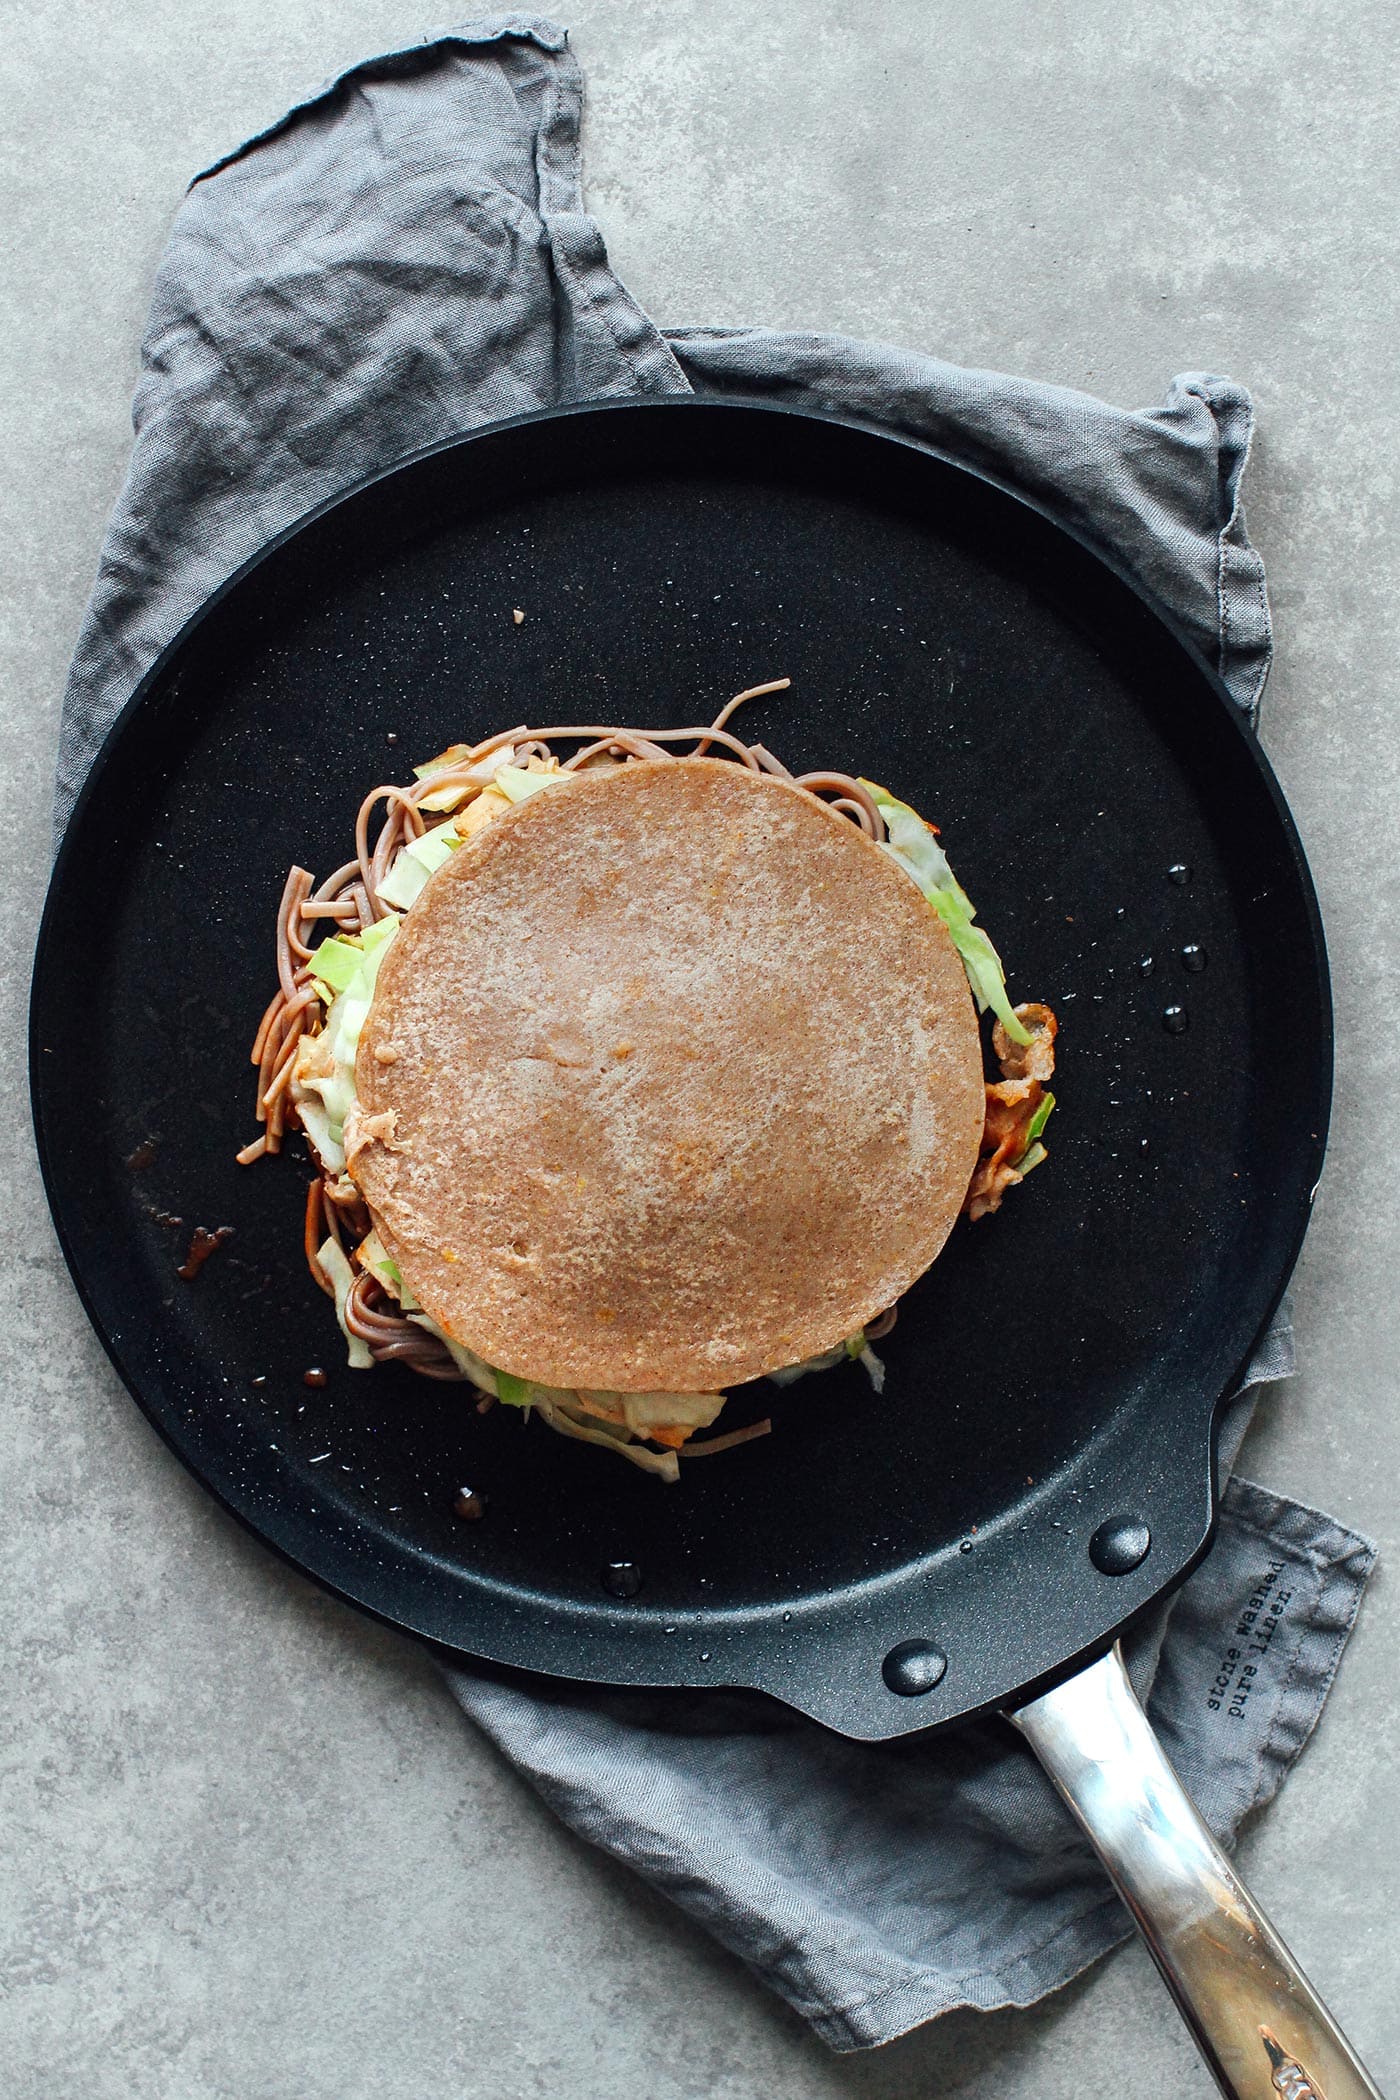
<box><xmin>444</xmin><ymin>1473</ymin><xmax>1377</xmax><ymax>2051</ymax></box>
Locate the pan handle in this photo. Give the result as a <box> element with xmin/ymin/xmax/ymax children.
<box><xmin>1007</xmin><ymin>1644</ymin><xmax>1383</xmax><ymax>2100</ymax></box>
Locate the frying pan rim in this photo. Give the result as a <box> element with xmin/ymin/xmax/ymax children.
<box><xmin>29</xmin><ymin>394</ymin><xmax>1333</xmax><ymax>1731</ymax></box>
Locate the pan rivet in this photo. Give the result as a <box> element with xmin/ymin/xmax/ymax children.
<box><xmin>1089</xmin><ymin>1518</ymin><xmax>1152</xmax><ymax>1575</ymax></box>
<box><xmin>602</xmin><ymin>1560</ymin><xmax>642</xmax><ymax>1598</ymax></box>
<box><xmin>882</xmin><ymin>1640</ymin><xmax>948</xmax><ymax>1696</ymax></box>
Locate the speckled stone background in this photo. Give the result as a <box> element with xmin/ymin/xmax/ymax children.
<box><xmin>4</xmin><ymin>6</ymin><xmax>1397</xmax><ymax>2095</ymax></box>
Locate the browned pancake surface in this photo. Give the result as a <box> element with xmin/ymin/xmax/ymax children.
<box><xmin>351</xmin><ymin>758</ymin><xmax>984</xmax><ymax>1390</ymax></box>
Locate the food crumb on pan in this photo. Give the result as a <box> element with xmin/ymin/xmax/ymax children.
<box><xmin>176</xmin><ymin>1224</ymin><xmax>234</xmax><ymax>1280</ymax></box>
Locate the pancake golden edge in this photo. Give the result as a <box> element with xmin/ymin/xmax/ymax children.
<box><xmin>347</xmin><ymin>757</ymin><xmax>985</xmax><ymax>1394</ymax></box>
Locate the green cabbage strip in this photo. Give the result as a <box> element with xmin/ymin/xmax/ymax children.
<box><xmin>618</xmin><ymin>1390</ymin><xmax>725</xmax><ymax>1432</ymax></box>
<box><xmin>411</xmin><ymin>1330</ymin><xmax>687</xmax><ymax>1480</ymax></box>
<box><xmin>413</xmin><ymin>742</ymin><xmax>518</xmax><ymax>810</ymax></box>
<box><xmin>1004</xmin><ymin>1089</ymin><xmax>1056</xmax><ymax>1179</ymax></box>
<box><xmin>493</xmin><ymin>764</ymin><xmax>571</xmax><ymax>805</ymax></box>
<box><xmin>397</xmin><ymin>1323</ymin><xmax>724</xmax><ymax>1480</ymax></box>
<box><xmin>375</xmin><ymin>767</ymin><xmax>567</xmax><ymax>909</ymax></box>
<box><xmin>770</xmin><ymin>1331</ymin><xmax>885</xmax><ymax>1393</ymax></box>
<box><xmin>306</xmin><ymin>935</ymin><xmax>365</xmax><ymax>994</ymax></box>
<box><xmin>844</xmin><ymin>1329</ymin><xmax>887</xmax><ymax>1393</ymax></box>
<box><xmin>530</xmin><ymin>1396</ymin><xmax>682</xmax><ymax>1481</ymax></box>
<box><xmin>863</xmin><ymin>781</ymin><xmax>1032</xmax><ymax>1047</ymax></box>
<box><xmin>376</xmin><ymin>822</ymin><xmax>462</xmax><ymax>909</ymax></box>
<box><xmin>493</xmin><ymin>1367</ymin><xmax>724</xmax><ymax>1437</ymax></box>
<box><xmin>295</xmin><ymin>916</ymin><xmax>400</xmax><ymax>1174</ymax></box>
<box><xmin>317</xmin><ymin>1236</ymin><xmax>373</xmax><ymax>1369</ymax></box>
<box><xmin>357</xmin><ymin>1229</ymin><xmax>420</xmax><ymax>1311</ymax></box>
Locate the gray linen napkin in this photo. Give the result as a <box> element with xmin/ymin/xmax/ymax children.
<box><xmin>54</xmin><ymin>17</ymin><xmax>1375</xmax><ymax>2051</ymax></box>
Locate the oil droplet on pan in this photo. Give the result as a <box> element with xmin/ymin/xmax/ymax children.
<box><xmin>1163</xmin><ymin>1006</ymin><xmax>1189</xmax><ymax>1034</ymax></box>
<box><xmin>602</xmin><ymin>1560</ymin><xmax>642</xmax><ymax>1598</ymax></box>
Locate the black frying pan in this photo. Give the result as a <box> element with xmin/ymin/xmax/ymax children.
<box><xmin>31</xmin><ymin>402</ymin><xmax>1378</xmax><ymax>2098</ymax></box>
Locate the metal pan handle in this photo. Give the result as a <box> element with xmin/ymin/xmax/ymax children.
<box><xmin>1008</xmin><ymin>1644</ymin><xmax>1383</xmax><ymax>2100</ymax></box>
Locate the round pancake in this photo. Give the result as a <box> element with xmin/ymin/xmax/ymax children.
<box><xmin>350</xmin><ymin>757</ymin><xmax>985</xmax><ymax>1392</ymax></box>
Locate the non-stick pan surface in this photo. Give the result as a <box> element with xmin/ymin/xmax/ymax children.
<box><xmin>31</xmin><ymin>400</ymin><xmax>1330</xmax><ymax>1740</ymax></box>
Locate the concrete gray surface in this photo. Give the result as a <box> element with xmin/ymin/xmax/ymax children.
<box><xmin>3</xmin><ymin>3</ymin><xmax>1397</xmax><ymax>2095</ymax></box>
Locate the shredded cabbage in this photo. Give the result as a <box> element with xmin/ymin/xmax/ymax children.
<box><xmin>307</xmin><ymin>935</ymin><xmax>367</xmax><ymax>993</ymax></box>
<box><xmin>533</xmin><ymin>1395</ymin><xmax>682</xmax><ymax>1481</ymax></box>
<box><xmin>293</xmin><ymin>917</ymin><xmax>399</xmax><ymax>1174</ymax></box>
<box><xmin>568</xmin><ymin>1388</ymin><xmax>727</xmax><ymax>1434</ymax></box>
<box><xmin>376</xmin><ymin>823</ymin><xmax>461</xmax><ymax>910</ymax></box>
<box><xmin>619</xmin><ymin>1390</ymin><xmax>725</xmax><ymax>1433</ymax></box>
<box><xmin>769</xmin><ymin>1332</ymin><xmax>884</xmax><ymax>1393</ymax></box>
<box><xmin>863</xmin><ymin>781</ymin><xmax>1032</xmax><ymax>1047</ymax></box>
<box><xmin>769</xmin><ymin>1343</ymin><xmax>846</xmax><ymax>1387</ymax></box>
<box><xmin>494</xmin><ymin>764</ymin><xmax>570</xmax><ymax>805</ymax></box>
<box><xmin>406</xmin><ymin>826</ymin><xmax>461</xmax><ymax>870</ymax></box>
<box><xmin>356</xmin><ymin>1229</ymin><xmax>419</xmax><ymax>1311</ymax></box>
<box><xmin>414</xmin><ymin>743</ymin><xmax>518</xmax><ymax>811</ymax></box>
<box><xmin>413</xmin><ymin>744</ymin><xmax>472</xmax><ymax>781</ymax></box>
<box><xmin>396</xmin><ymin>1327</ymin><xmax>689</xmax><ymax>1480</ymax></box>
<box><xmin>855</xmin><ymin>1344</ymin><xmax>886</xmax><ymax>1393</ymax></box>
<box><xmin>841</xmin><ymin>1330</ymin><xmax>887</xmax><ymax>1390</ymax></box>
<box><xmin>360</xmin><ymin>915</ymin><xmax>399</xmax><ymax>953</ymax></box>
<box><xmin>295</xmin><ymin>1096</ymin><xmax>339</xmax><ymax>1170</ymax></box>
<box><xmin>394</xmin><ymin>1328</ymin><xmax>725</xmax><ymax>1474</ymax></box>
<box><xmin>316</xmin><ymin>1235</ymin><xmax>373</xmax><ymax>1369</ymax></box>
<box><xmin>776</xmin><ymin>1349</ymin><xmax>829</xmax><ymax>1384</ymax></box>
<box><xmin>489</xmin><ymin>1369</ymin><xmax>724</xmax><ymax>1444</ymax></box>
